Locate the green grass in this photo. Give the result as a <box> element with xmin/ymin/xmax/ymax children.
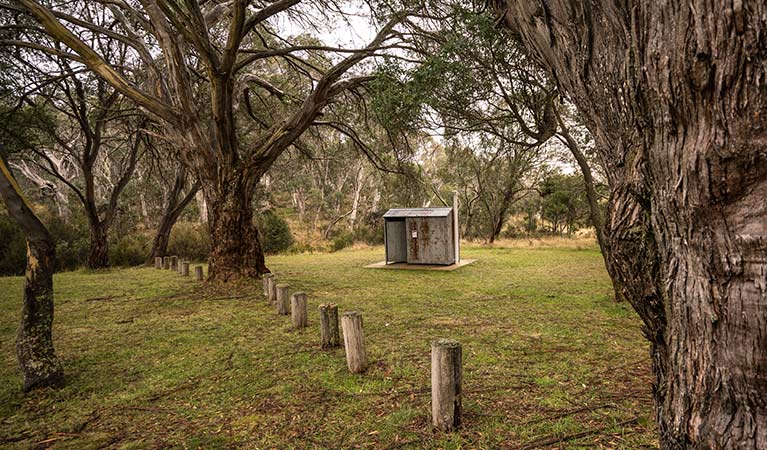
<box><xmin>0</xmin><ymin>242</ymin><xmax>657</xmax><ymax>449</ymax></box>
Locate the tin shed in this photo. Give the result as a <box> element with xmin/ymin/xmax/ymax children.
<box><xmin>383</xmin><ymin>207</ymin><xmax>460</xmax><ymax>265</ymax></box>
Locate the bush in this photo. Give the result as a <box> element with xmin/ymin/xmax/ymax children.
<box><xmin>0</xmin><ymin>206</ymin><xmax>91</xmax><ymax>275</ymax></box>
<box><xmin>0</xmin><ymin>212</ymin><xmax>26</xmax><ymax>275</ymax></box>
<box><xmin>330</xmin><ymin>230</ymin><xmax>354</xmax><ymax>252</ymax></box>
<box><xmin>110</xmin><ymin>232</ymin><xmax>151</xmax><ymax>267</ymax></box>
<box><xmin>354</xmin><ymin>226</ymin><xmax>384</xmax><ymax>245</ymax></box>
<box><xmin>257</xmin><ymin>210</ymin><xmax>294</xmax><ymax>254</ymax></box>
<box><xmin>45</xmin><ymin>213</ymin><xmax>90</xmax><ymax>271</ymax></box>
<box><xmin>287</xmin><ymin>242</ymin><xmax>316</xmax><ymax>254</ymax></box>
<box><xmin>168</xmin><ymin>221</ymin><xmax>210</xmax><ymax>261</ymax></box>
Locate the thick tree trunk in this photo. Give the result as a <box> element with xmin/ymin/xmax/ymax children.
<box><xmin>0</xmin><ymin>159</ymin><xmax>64</xmax><ymax>391</ymax></box>
<box><xmin>204</xmin><ymin>176</ymin><xmax>268</xmax><ymax>282</ymax></box>
<box><xmin>492</xmin><ymin>1</ymin><xmax>767</xmax><ymax>447</ymax></box>
<box><xmin>87</xmin><ymin>224</ymin><xmax>109</xmax><ymax>269</ymax></box>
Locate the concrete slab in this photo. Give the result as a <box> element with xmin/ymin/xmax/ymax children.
<box><xmin>364</xmin><ymin>259</ymin><xmax>477</xmax><ymax>271</ymax></box>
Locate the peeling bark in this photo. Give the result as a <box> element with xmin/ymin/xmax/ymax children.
<box><xmin>490</xmin><ymin>0</ymin><xmax>767</xmax><ymax>447</ymax></box>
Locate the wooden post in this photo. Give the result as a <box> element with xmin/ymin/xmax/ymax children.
<box><xmin>291</xmin><ymin>292</ymin><xmax>308</xmax><ymax>329</ymax></box>
<box><xmin>182</xmin><ymin>262</ymin><xmax>189</xmax><ymax>276</ymax></box>
<box><xmin>453</xmin><ymin>191</ymin><xmax>460</xmax><ymax>263</ymax></box>
<box><xmin>319</xmin><ymin>304</ymin><xmax>340</xmax><ymax>349</ymax></box>
<box><xmin>341</xmin><ymin>311</ymin><xmax>367</xmax><ymax>373</ymax></box>
<box><xmin>431</xmin><ymin>339</ymin><xmax>462</xmax><ymax>431</ymax></box>
<box><xmin>170</xmin><ymin>256</ymin><xmax>178</xmax><ymax>271</ymax></box>
<box><xmin>154</xmin><ymin>256</ymin><xmax>162</xmax><ymax>269</ymax></box>
<box><xmin>262</xmin><ymin>273</ymin><xmax>274</xmax><ymax>297</ymax></box>
<box><xmin>194</xmin><ymin>265</ymin><xmax>204</xmax><ymax>281</ymax></box>
<box><xmin>162</xmin><ymin>256</ymin><xmax>170</xmax><ymax>269</ymax></box>
<box><xmin>276</xmin><ymin>284</ymin><xmax>290</xmax><ymax>315</ymax></box>
<box><xmin>267</xmin><ymin>277</ymin><xmax>277</xmax><ymax>304</ymax></box>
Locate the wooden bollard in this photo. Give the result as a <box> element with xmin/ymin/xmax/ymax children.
<box><xmin>341</xmin><ymin>311</ymin><xmax>367</xmax><ymax>373</ymax></box>
<box><xmin>154</xmin><ymin>257</ymin><xmax>162</xmax><ymax>269</ymax></box>
<box><xmin>194</xmin><ymin>265</ymin><xmax>204</xmax><ymax>281</ymax></box>
<box><xmin>291</xmin><ymin>292</ymin><xmax>308</xmax><ymax>329</ymax></box>
<box><xmin>431</xmin><ymin>339</ymin><xmax>462</xmax><ymax>431</ymax></box>
<box><xmin>262</xmin><ymin>274</ymin><xmax>274</xmax><ymax>297</ymax></box>
<box><xmin>182</xmin><ymin>262</ymin><xmax>190</xmax><ymax>276</ymax></box>
<box><xmin>319</xmin><ymin>304</ymin><xmax>340</xmax><ymax>349</ymax></box>
<box><xmin>170</xmin><ymin>256</ymin><xmax>178</xmax><ymax>271</ymax></box>
<box><xmin>162</xmin><ymin>256</ymin><xmax>170</xmax><ymax>269</ymax></box>
<box><xmin>177</xmin><ymin>259</ymin><xmax>184</xmax><ymax>274</ymax></box>
<box><xmin>276</xmin><ymin>284</ymin><xmax>290</xmax><ymax>315</ymax></box>
<box><xmin>267</xmin><ymin>277</ymin><xmax>277</xmax><ymax>304</ymax></box>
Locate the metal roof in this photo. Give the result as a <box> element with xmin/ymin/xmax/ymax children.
<box><xmin>383</xmin><ymin>207</ymin><xmax>452</xmax><ymax>218</ymax></box>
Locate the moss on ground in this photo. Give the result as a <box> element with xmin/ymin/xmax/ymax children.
<box><xmin>0</xmin><ymin>242</ymin><xmax>657</xmax><ymax>449</ymax></box>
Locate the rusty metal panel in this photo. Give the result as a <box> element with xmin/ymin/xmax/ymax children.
<box><xmin>405</xmin><ymin>216</ymin><xmax>455</xmax><ymax>265</ymax></box>
<box><xmin>385</xmin><ymin>219</ymin><xmax>407</xmax><ymax>263</ymax></box>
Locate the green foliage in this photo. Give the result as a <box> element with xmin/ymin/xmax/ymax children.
<box><xmin>0</xmin><ymin>210</ymin><xmax>25</xmax><ymax>275</ymax></box>
<box><xmin>168</xmin><ymin>222</ymin><xmax>210</xmax><ymax>261</ymax></box>
<box><xmin>329</xmin><ymin>230</ymin><xmax>354</xmax><ymax>252</ymax></box>
<box><xmin>0</xmin><ymin>205</ymin><xmax>93</xmax><ymax>275</ymax></box>
<box><xmin>354</xmin><ymin>214</ymin><xmax>385</xmax><ymax>245</ymax></box>
<box><xmin>256</xmin><ymin>210</ymin><xmax>294</xmax><ymax>254</ymax></box>
<box><xmin>110</xmin><ymin>232</ymin><xmax>151</xmax><ymax>267</ymax></box>
<box><xmin>44</xmin><ymin>213</ymin><xmax>90</xmax><ymax>271</ymax></box>
<box><xmin>540</xmin><ymin>172</ymin><xmax>590</xmax><ymax>234</ymax></box>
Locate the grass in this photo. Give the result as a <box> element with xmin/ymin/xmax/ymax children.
<box><xmin>0</xmin><ymin>240</ymin><xmax>657</xmax><ymax>449</ymax></box>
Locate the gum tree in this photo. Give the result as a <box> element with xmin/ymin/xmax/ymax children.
<box><xmin>0</xmin><ymin>105</ymin><xmax>64</xmax><ymax>391</ymax></box>
<box><xmin>490</xmin><ymin>0</ymin><xmax>767</xmax><ymax>447</ymax></box>
<box><xmin>9</xmin><ymin>0</ymin><xmax>412</xmax><ymax>280</ymax></box>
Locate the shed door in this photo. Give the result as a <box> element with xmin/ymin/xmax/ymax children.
<box><xmin>385</xmin><ymin>219</ymin><xmax>407</xmax><ymax>263</ymax></box>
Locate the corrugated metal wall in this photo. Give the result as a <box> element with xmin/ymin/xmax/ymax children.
<box><xmin>405</xmin><ymin>215</ymin><xmax>455</xmax><ymax>265</ymax></box>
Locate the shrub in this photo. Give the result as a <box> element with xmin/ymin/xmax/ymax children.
<box><xmin>46</xmin><ymin>213</ymin><xmax>90</xmax><ymax>271</ymax></box>
<box><xmin>0</xmin><ymin>212</ymin><xmax>26</xmax><ymax>275</ymax></box>
<box><xmin>354</xmin><ymin>226</ymin><xmax>384</xmax><ymax>245</ymax></box>
<box><xmin>330</xmin><ymin>230</ymin><xmax>354</xmax><ymax>252</ymax></box>
<box><xmin>168</xmin><ymin>221</ymin><xmax>210</xmax><ymax>261</ymax></box>
<box><xmin>110</xmin><ymin>232</ymin><xmax>151</xmax><ymax>267</ymax></box>
<box><xmin>287</xmin><ymin>242</ymin><xmax>316</xmax><ymax>254</ymax></box>
<box><xmin>257</xmin><ymin>210</ymin><xmax>294</xmax><ymax>254</ymax></box>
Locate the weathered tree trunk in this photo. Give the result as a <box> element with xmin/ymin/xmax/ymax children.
<box><xmin>204</xmin><ymin>176</ymin><xmax>268</xmax><ymax>281</ymax></box>
<box><xmin>0</xmin><ymin>159</ymin><xmax>64</xmax><ymax>391</ymax></box>
<box><xmin>491</xmin><ymin>1</ymin><xmax>767</xmax><ymax>447</ymax></box>
<box><xmin>87</xmin><ymin>223</ymin><xmax>109</xmax><ymax>269</ymax></box>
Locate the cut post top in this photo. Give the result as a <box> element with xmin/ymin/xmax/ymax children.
<box><xmin>433</xmin><ymin>338</ymin><xmax>461</xmax><ymax>349</ymax></box>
